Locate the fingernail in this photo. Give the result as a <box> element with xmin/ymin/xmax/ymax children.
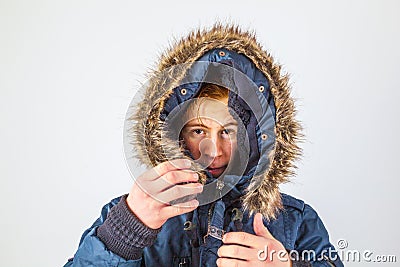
<box><xmin>193</xmin><ymin>173</ymin><xmax>199</xmax><ymax>179</ymax></box>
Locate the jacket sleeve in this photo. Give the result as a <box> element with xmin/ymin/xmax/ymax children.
<box><xmin>63</xmin><ymin>196</ymin><xmax>143</xmax><ymax>267</ymax></box>
<box><xmin>294</xmin><ymin>204</ymin><xmax>344</xmax><ymax>267</ymax></box>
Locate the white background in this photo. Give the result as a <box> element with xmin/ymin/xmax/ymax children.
<box><xmin>1</xmin><ymin>0</ymin><xmax>399</xmax><ymax>266</ymax></box>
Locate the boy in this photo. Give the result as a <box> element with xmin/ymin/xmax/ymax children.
<box><xmin>64</xmin><ymin>24</ymin><xmax>343</xmax><ymax>267</ymax></box>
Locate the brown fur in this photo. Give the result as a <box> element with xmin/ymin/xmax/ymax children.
<box><xmin>128</xmin><ymin>23</ymin><xmax>303</xmax><ymax>220</ymax></box>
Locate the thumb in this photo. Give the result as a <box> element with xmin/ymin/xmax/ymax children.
<box><xmin>253</xmin><ymin>213</ymin><xmax>274</xmax><ymax>239</ymax></box>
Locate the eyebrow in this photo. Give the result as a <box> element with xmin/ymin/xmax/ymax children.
<box><xmin>223</xmin><ymin>121</ymin><xmax>239</xmax><ymax>127</ymax></box>
<box><xmin>184</xmin><ymin>120</ymin><xmax>238</xmax><ymax>128</ymax></box>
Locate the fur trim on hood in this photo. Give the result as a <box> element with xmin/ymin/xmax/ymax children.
<box><xmin>128</xmin><ymin>23</ymin><xmax>303</xmax><ymax>220</ymax></box>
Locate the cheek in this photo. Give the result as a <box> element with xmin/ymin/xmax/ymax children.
<box><xmin>226</xmin><ymin>135</ymin><xmax>237</xmax><ymax>149</ymax></box>
<box><xmin>231</xmin><ymin>142</ymin><xmax>237</xmax><ymax>153</ymax></box>
<box><xmin>228</xmin><ymin>140</ymin><xmax>238</xmax><ymax>159</ymax></box>
<box><xmin>183</xmin><ymin>138</ymin><xmax>201</xmax><ymax>158</ymax></box>
<box><xmin>221</xmin><ymin>139</ymin><xmax>235</xmax><ymax>157</ymax></box>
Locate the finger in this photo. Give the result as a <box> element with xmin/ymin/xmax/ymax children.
<box><xmin>253</xmin><ymin>213</ymin><xmax>274</xmax><ymax>239</ymax></box>
<box><xmin>141</xmin><ymin>159</ymin><xmax>192</xmax><ymax>181</ymax></box>
<box><xmin>218</xmin><ymin>245</ymin><xmax>259</xmax><ymax>261</ymax></box>
<box><xmin>222</xmin><ymin>231</ymin><xmax>261</xmax><ymax>248</ymax></box>
<box><xmin>160</xmin><ymin>199</ymin><xmax>199</xmax><ymax>218</ymax></box>
<box><xmin>150</xmin><ymin>170</ymin><xmax>199</xmax><ymax>193</ymax></box>
<box><xmin>156</xmin><ymin>182</ymin><xmax>203</xmax><ymax>203</ymax></box>
<box><xmin>134</xmin><ymin>170</ymin><xmax>200</xmax><ymax>201</ymax></box>
<box><xmin>216</xmin><ymin>257</ymin><xmax>250</xmax><ymax>267</ymax></box>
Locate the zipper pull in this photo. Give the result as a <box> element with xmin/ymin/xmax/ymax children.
<box><xmin>203</xmin><ymin>233</ymin><xmax>208</xmax><ymax>244</ymax></box>
<box><xmin>216</xmin><ymin>179</ymin><xmax>224</xmax><ymax>199</ymax></box>
<box><xmin>178</xmin><ymin>257</ymin><xmax>188</xmax><ymax>267</ymax></box>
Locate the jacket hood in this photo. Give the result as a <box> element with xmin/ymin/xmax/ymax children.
<box><xmin>126</xmin><ymin>23</ymin><xmax>302</xmax><ymax>219</ymax></box>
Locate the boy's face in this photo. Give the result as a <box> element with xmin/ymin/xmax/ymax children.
<box><xmin>181</xmin><ymin>97</ymin><xmax>238</xmax><ymax>177</ymax></box>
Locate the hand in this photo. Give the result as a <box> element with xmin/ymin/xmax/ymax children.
<box><xmin>217</xmin><ymin>213</ymin><xmax>292</xmax><ymax>267</ymax></box>
<box><xmin>126</xmin><ymin>159</ymin><xmax>203</xmax><ymax>229</ymax></box>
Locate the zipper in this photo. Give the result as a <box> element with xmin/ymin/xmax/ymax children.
<box><xmin>203</xmin><ymin>202</ymin><xmax>215</xmax><ymax>244</ymax></box>
<box><xmin>202</xmin><ymin>179</ymin><xmax>224</xmax><ymax>244</ymax></box>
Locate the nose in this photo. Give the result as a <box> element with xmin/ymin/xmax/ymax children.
<box><xmin>199</xmin><ymin>135</ymin><xmax>223</xmax><ymax>159</ymax></box>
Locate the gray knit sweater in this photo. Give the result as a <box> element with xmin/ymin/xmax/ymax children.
<box><xmin>96</xmin><ymin>195</ymin><xmax>161</xmax><ymax>260</ymax></box>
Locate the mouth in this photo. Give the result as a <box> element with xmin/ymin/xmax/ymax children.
<box><xmin>206</xmin><ymin>165</ymin><xmax>227</xmax><ymax>177</ymax></box>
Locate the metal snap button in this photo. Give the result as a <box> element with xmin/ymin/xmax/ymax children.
<box><xmin>261</xmin><ymin>134</ymin><xmax>268</xmax><ymax>140</ymax></box>
<box><xmin>218</xmin><ymin>50</ymin><xmax>225</xmax><ymax>57</ymax></box>
<box><xmin>180</xmin><ymin>88</ymin><xmax>187</xmax><ymax>95</ymax></box>
<box><xmin>259</xmin><ymin>85</ymin><xmax>265</xmax><ymax>93</ymax></box>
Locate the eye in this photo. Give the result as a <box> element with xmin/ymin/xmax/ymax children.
<box><xmin>221</xmin><ymin>128</ymin><xmax>236</xmax><ymax>135</ymax></box>
<box><xmin>192</xmin><ymin>129</ymin><xmax>204</xmax><ymax>135</ymax></box>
